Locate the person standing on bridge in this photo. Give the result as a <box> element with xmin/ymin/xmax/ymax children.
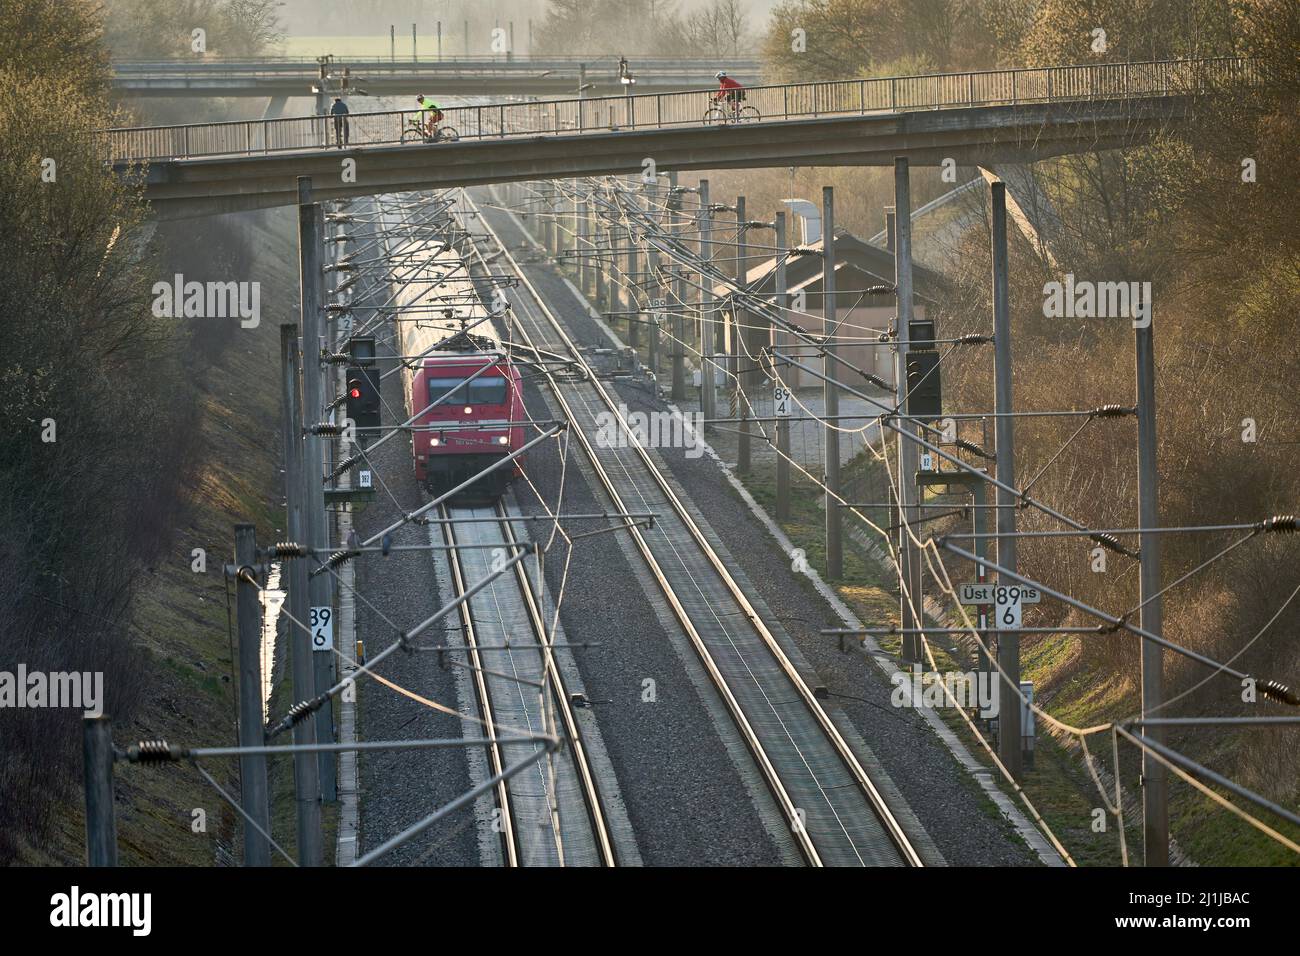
<box><xmin>330</xmin><ymin>96</ymin><xmax>350</xmax><ymax>148</ymax></box>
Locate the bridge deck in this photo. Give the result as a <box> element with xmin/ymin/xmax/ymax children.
<box><xmin>105</xmin><ymin>57</ymin><xmax>1259</xmax><ymax>165</ymax></box>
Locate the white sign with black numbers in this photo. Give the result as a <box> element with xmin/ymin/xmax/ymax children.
<box><xmin>358</xmin><ymin>469</ymin><xmax>373</xmax><ymax>489</ymax></box>
<box><xmin>310</xmin><ymin>606</ymin><xmax>334</xmax><ymax>652</ymax></box>
<box><xmin>774</xmin><ymin>386</ymin><xmax>792</xmax><ymax>417</ymax></box>
<box><xmin>920</xmin><ymin>452</ymin><xmax>934</xmax><ymax>471</ymax></box>
<box><xmin>994</xmin><ymin>586</ymin><xmax>1024</xmax><ymax>630</ymax></box>
<box><xmin>960</xmin><ymin>583</ymin><xmax>1041</xmax><ymax>605</ymax></box>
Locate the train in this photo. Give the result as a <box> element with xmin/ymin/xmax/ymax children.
<box><xmin>383</xmin><ymin>204</ymin><xmax>526</xmax><ymax>499</ymax></box>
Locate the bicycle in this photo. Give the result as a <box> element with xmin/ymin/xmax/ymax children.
<box><xmin>703</xmin><ymin>97</ymin><xmax>760</xmax><ymax>126</ymax></box>
<box><xmin>400</xmin><ymin>116</ymin><xmax>460</xmax><ymax>144</ymax></box>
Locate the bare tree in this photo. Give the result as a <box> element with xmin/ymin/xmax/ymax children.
<box><xmin>681</xmin><ymin>0</ymin><xmax>751</xmax><ymax>57</ymax></box>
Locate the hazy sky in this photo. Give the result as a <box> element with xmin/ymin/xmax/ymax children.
<box><xmin>277</xmin><ymin>0</ymin><xmax>781</xmax><ymax>37</ymax></box>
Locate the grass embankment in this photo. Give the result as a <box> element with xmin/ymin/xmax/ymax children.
<box><xmin>741</xmin><ymin>451</ymin><xmax>1300</xmax><ymax>865</ymax></box>
<box><xmin>22</xmin><ymin>210</ymin><xmax>332</xmax><ymax>865</ymax></box>
<box><xmin>738</xmin><ymin>453</ymin><xmax>1148</xmax><ymax>865</ymax></box>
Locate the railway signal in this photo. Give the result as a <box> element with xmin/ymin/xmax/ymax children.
<box><xmin>904</xmin><ymin>318</ymin><xmax>942</xmax><ymax>420</ymax></box>
<box><xmin>345</xmin><ymin>365</ymin><xmax>381</xmax><ymax>435</ymax></box>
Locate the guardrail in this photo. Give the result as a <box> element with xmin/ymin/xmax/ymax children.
<box><xmin>104</xmin><ymin>57</ymin><xmax>1261</xmax><ymax>164</ymax></box>
<box><xmin>112</xmin><ymin>54</ymin><xmax>763</xmax><ymax>69</ymax></box>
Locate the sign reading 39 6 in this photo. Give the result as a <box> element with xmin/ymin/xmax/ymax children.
<box><xmin>310</xmin><ymin>606</ymin><xmax>334</xmax><ymax>652</ymax></box>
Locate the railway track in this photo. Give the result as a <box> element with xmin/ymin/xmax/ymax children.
<box><xmin>462</xmin><ymin>187</ymin><xmax>924</xmax><ymax>867</ymax></box>
<box><xmin>437</xmin><ymin>499</ymin><xmax>617</xmax><ymax>866</ymax></box>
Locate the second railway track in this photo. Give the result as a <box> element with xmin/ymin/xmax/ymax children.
<box><xmin>462</xmin><ymin>187</ymin><xmax>924</xmax><ymax>867</ymax></box>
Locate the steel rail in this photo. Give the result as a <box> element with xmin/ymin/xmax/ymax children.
<box><xmin>469</xmin><ymin>190</ymin><xmax>923</xmax><ymax>867</ymax></box>
<box><xmin>496</xmin><ymin>502</ymin><xmax>618</xmax><ymax>866</ymax></box>
<box><xmin>439</xmin><ymin>503</ymin><xmax>521</xmax><ymax>866</ymax></box>
<box><xmin>458</xmin><ymin>193</ymin><xmax>821</xmax><ymax>865</ymax></box>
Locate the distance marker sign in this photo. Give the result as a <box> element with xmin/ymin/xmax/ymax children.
<box><xmin>958</xmin><ymin>582</ymin><xmax>1041</xmax><ymax>606</ymax></box>
<box><xmin>994</xmin><ymin>585</ymin><xmax>1024</xmax><ymax>630</ymax></box>
<box><xmin>310</xmin><ymin>606</ymin><xmax>334</xmax><ymax>652</ymax></box>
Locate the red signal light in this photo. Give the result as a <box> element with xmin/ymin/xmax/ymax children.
<box><xmin>349</xmin><ymin>386</ymin><xmax>362</xmax><ymax>399</ymax></box>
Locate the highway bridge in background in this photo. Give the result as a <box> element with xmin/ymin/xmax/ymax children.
<box><xmin>113</xmin><ymin>54</ymin><xmax>763</xmax><ymax>98</ymax></box>
<box><xmin>104</xmin><ymin>57</ymin><xmax>1262</xmax><ymax>220</ymax></box>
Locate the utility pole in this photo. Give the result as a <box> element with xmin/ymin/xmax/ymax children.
<box><xmin>280</xmin><ymin>324</ymin><xmax>322</xmax><ymax>867</ymax></box>
<box><xmin>823</xmin><ymin>186</ymin><xmax>842</xmax><ymax>579</ymax></box>
<box><xmin>645</xmin><ymin>182</ymin><xmax>660</xmax><ymax>377</ymax></box>
<box><xmin>234</xmin><ymin>523</ymin><xmax>271</xmax><ymax>866</ymax></box>
<box><xmin>990</xmin><ymin>180</ymin><xmax>1022</xmax><ymax>779</ymax></box>
<box><xmin>627</xmin><ymin>207</ymin><xmax>641</xmax><ymax>352</ymax></box>
<box><xmin>82</xmin><ymin>716</ymin><xmax>117</xmax><ymax>866</ymax></box>
<box><xmin>699</xmin><ymin>179</ymin><xmax>716</xmax><ymax>425</ymax></box>
<box><xmin>578</xmin><ymin>195</ymin><xmax>590</xmax><ymax>298</ymax></box>
<box><xmin>774</xmin><ymin>211</ymin><xmax>791</xmax><ymax>522</ymax></box>
<box><xmin>541</xmin><ymin>181</ymin><xmax>553</xmax><ymax>253</ymax></box>
<box><xmin>437</xmin><ymin>21</ymin><xmax>442</xmax><ymax>60</ymax></box>
<box><xmin>669</xmin><ymin>171</ymin><xmax>686</xmax><ymax>402</ymax></box>
<box><xmin>895</xmin><ymin>160</ymin><xmax>922</xmax><ymax>661</ymax></box>
<box><xmin>1135</xmin><ymin>305</ymin><xmax>1169</xmax><ymax>865</ymax></box>
<box><xmin>599</xmin><ymin>222</ymin><xmax>612</xmax><ymax>314</ymax></box>
<box><xmin>296</xmin><ymin>177</ymin><xmax>336</xmax><ymax>800</ymax></box>
<box><xmin>736</xmin><ymin>195</ymin><xmax>751</xmax><ymax>475</ymax></box>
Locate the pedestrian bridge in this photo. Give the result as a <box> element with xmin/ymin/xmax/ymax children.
<box><xmin>105</xmin><ymin>57</ymin><xmax>1262</xmax><ymax>220</ymax></box>
<box><xmin>113</xmin><ymin>54</ymin><xmax>762</xmax><ymax>98</ymax></box>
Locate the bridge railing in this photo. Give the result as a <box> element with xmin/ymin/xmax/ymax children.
<box><xmin>113</xmin><ymin>54</ymin><xmax>760</xmax><ymax>66</ymax></box>
<box><xmin>104</xmin><ymin>56</ymin><xmax>1261</xmax><ymax>164</ymax></box>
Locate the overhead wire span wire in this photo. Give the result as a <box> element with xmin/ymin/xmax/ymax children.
<box><xmin>483</xmin><ymin>185</ymin><xmax>908</xmax><ymax>866</ymax></box>
<box><xmin>193</xmin><ymin>763</ymin><xmax>298</xmax><ymax>867</ymax></box>
<box><xmin>528</xmin><ymin>176</ymin><xmax>1251</xmax><ymax>864</ymax></box>
<box><xmin>505</xmin><ymin>177</ymin><xmax>1300</xmax><ymax>861</ymax></box>
<box><xmin>1113</xmin><ymin>726</ymin><xmax>1300</xmax><ymax>856</ymax></box>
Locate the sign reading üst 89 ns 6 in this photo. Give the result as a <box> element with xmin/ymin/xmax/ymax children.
<box><xmin>958</xmin><ymin>583</ymin><xmax>1042</xmax><ymax>605</ymax></box>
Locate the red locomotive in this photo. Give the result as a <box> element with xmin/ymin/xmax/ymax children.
<box><xmin>408</xmin><ymin>327</ymin><xmax>526</xmax><ymax>498</ymax></box>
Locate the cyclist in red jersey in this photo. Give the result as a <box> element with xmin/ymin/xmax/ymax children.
<box><xmin>713</xmin><ymin>71</ymin><xmax>745</xmax><ymax>107</ymax></box>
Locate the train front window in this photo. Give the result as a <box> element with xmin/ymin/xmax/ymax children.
<box><xmin>467</xmin><ymin>376</ymin><xmax>508</xmax><ymax>405</ymax></box>
<box><xmin>426</xmin><ymin>375</ymin><xmax>508</xmax><ymax>407</ymax></box>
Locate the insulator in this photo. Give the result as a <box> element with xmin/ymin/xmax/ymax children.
<box><xmin>131</xmin><ymin>740</ymin><xmax>181</xmax><ymax>763</ymax></box>
<box><xmin>1259</xmin><ymin>680</ymin><xmax>1299</xmax><ymax>706</ymax></box>
<box><xmin>958</xmin><ymin>334</ymin><xmax>993</xmax><ymax>344</ymax></box>
<box><xmin>287</xmin><ymin>700</ymin><xmax>315</xmax><ymax>725</ymax></box>
<box><xmin>271</xmin><ymin>542</ymin><xmax>307</xmax><ymax>558</ymax></box>
<box><xmin>329</xmin><ymin>453</ymin><xmax>363</xmax><ymax>479</ymax></box>
<box><xmin>1091</xmin><ymin>532</ymin><xmax>1127</xmax><ymax>554</ymax></box>
<box><xmin>1260</xmin><ymin>515</ymin><xmax>1297</xmax><ymax>534</ymax></box>
<box><xmin>325</xmin><ymin>352</ymin><xmax>352</xmax><ymax>364</ymax></box>
<box><xmin>324</xmin><ymin>549</ymin><xmax>359</xmax><ymax>570</ymax></box>
<box><xmin>311</xmin><ymin>422</ymin><xmax>343</xmax><ymax>436</ymax></box>
<box><xmin>1092</xmin><ymin>404</ymin><xmax>1134</xmax><ymax>418</ymax></box>
<box><xmin>955</xmin><ymin>438</ymin><xmax>995</xmax><ymax>460</ymax></box>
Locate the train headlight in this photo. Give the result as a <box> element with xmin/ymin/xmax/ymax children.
<box><xmin>464</xmin><ymin>406</ymin><xmax>473</xmax><ymax>415</ymax></box>
<box><xmin>430</xmin><ymin>437</ymin><xmax>441</xmax><ymax>447</ymax></box>
<box><xmin>497</xmin><ymin>435</ymin><xmax>509</xmax><ymax>445</ymax></box>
